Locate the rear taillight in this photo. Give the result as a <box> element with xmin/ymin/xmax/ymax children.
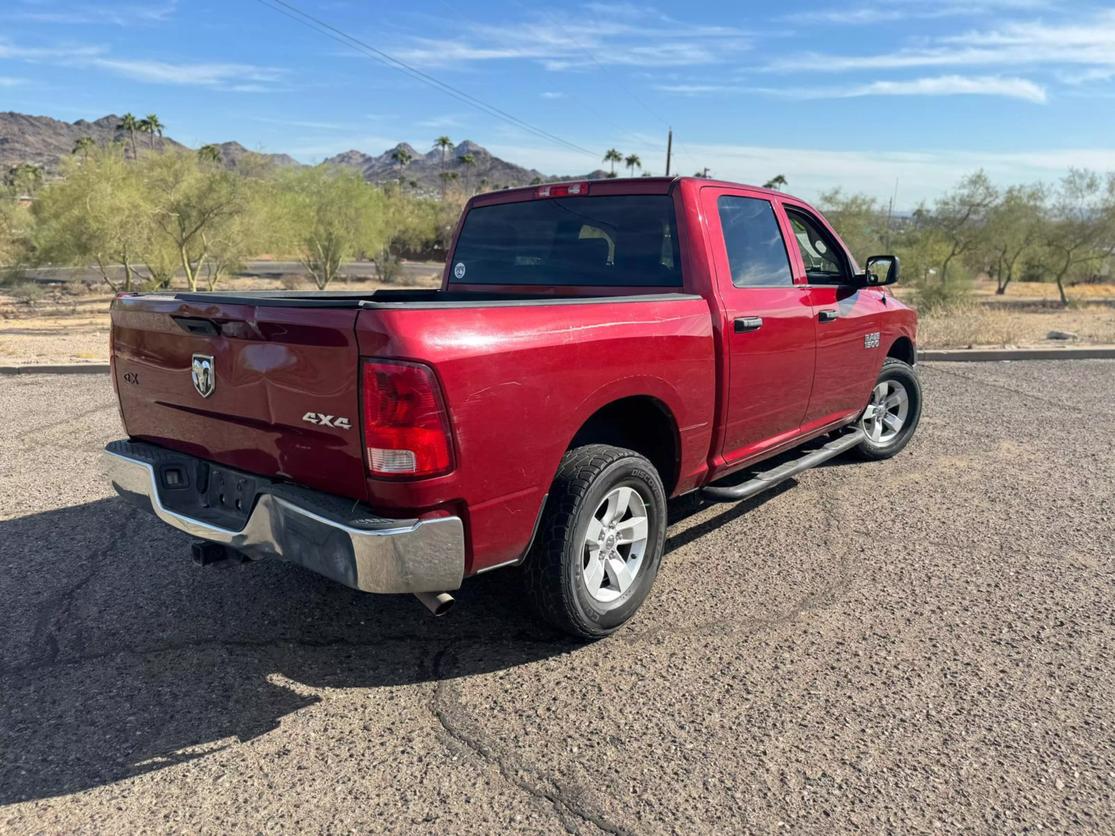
<box><xmin>361</xmin><ymin>359</ymin><xmax>454</xmax><ymax>478</ymax></box>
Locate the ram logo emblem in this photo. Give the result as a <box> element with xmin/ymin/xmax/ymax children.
<box><xmin>191</xmin><ymin>354</ymin><xmax>215</xmax><ymax>398</ymax></box>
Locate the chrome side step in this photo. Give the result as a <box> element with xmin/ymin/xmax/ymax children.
<box><xmin>700</xmin><ymin>427</ymin><xmax>865</xmax><ymax>503</ymax></box>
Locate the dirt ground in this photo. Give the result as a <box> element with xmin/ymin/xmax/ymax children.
<box><xmin>2</xmin><ymin>362</ymin><xmax>1113</xmax><ymax>831</ymax></box>
<box><xmin>1</xmin><ymin>273</ymin><xmax>1113</xmax><ymax>365</ymax></box>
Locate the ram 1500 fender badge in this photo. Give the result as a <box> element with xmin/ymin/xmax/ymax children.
<box><xmin>864</xmin><ymin>332</ymin><xmax>881</xmax><ymax>349</ymax></box>
<box><xmin>302</xmin><ymin>412</ymin><xmax>352</xmax><ymax>430</ymax></box>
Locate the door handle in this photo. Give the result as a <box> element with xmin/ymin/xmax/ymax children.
<box><xmin>818</xmin><ymin>309</ymin><xmax>838</xmax><ymax>323</ymax></box>
<box><xmin>734</xmin><ymin>316</ymin><xmax>763</xmax><ymax>333</ymax></box>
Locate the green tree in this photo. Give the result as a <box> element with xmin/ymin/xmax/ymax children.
<box><xmin>624</xmin><ymin>153</ymin><xmax>641</xmax><ymax>177</ymax></box>
<box><xmin>119</xmin><ymin>113</ymin><xmax>141</xmax><ymax>160</ymax></box>
<box><xmin>197</xmin><ymin>144</ymin><xmax>222</xmax><ymax>164</ymax></box>
<box><xmin>0</xmin><ymin>192</ymin><xmax>32</xmax><ymax>268</ymax></box>
<box><xmin>391</xmin><ymin>145</ymin><xmax>414</xmax><ymax>185</ymax></box>
<box><xmin>72</xmin><ymin>136</ymin><xmax>97</xmax><ymax>161</ymax></box>
<box><xmin>434</xmin><ymin>136</ymin><xmax>453</xmax><ymax>195</ymax></box>
<box><xmin>458</xmin><ymin>152</ymin><xmax>476</xmax><ymax>193</ymax></box>
<box><xmin>1034</xmin><ymin>169</ymin><xmax>1115</xmax><ymax>306</ymax></box>
<box><xmin>968</xmin><ymin>184</ymin><xmax>1045</xmax><ymax>295</ymax></box>
<box><xmin>142</xmin><ymin>151</ymin><xmax>250</xmax><ymax>291</ymax></box>
<box><xmin>139</xmin><ymin>113</ymin><xmax>165</xmax><ymax>150</ymax></box>
<box><xmin>269</xmin><ymin>166</ymin><xmax>391</xmax><ymax>290</ymax></box>
<box><xmin>32</xmin><ymin>147</ymin><xmax>163</xmax><ymax>290</ymax></box>
<box><xmin>817</xmin><ymin>189</ymin><xmax>887</xmax><ymax>264</ymax></box>
<box><xmin>4</xmin><ymin>164</ymin><xmax>44</xmax><ymax>197</ymax></box>
<box><xmin>763</xmin><ymin>174</ymin><xmax>788</xmax><ymax>191</ymax></box>
<box><xmin>603</xmin><ymin>148</ymin><xmax>622</xmax><ymax>177</ymax></box>
<box><xmin>928</xmin><ymin>170</ymin><xmax>998</xmax><ymax>284</ymax></box>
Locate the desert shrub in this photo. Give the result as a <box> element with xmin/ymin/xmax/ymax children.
<box><xmin>5</xmin><ymin>280</ymin><xmax>45</xmax><ymax>303</ymax></box>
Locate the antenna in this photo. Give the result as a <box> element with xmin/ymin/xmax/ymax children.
<box><xmin>665</xmin><ymin>128</ymin><xmax>673</xmax><ymax>177</ymax></box>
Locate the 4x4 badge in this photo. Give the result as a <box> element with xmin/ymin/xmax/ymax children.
<box><xmin>191</xmin><ymin>354</ymin><xmax>215</xmax><ymax>398</ymax></box>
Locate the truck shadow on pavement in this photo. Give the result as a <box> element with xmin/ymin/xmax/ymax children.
<box><xmin>0</xmin><ymin>484</ymin><xmax>792</xmax><ymax>805</ymax></box>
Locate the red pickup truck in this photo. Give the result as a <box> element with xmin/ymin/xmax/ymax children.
<box><xmin>105</xmin><ymin>176</ymin><xmax>920</xmax><ymax>638</ymax></box>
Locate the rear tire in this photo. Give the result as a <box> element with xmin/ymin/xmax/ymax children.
<box><xmin>854</xmin><ymin>357</ymin><xmax>922</xmax><ymax>460</ymax></box>
<box><xmin>524</xmin><ymin>444</ymin><xmax>666</xmax><ymax>640</ymax></box>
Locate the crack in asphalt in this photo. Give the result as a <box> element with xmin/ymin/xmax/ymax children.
<box><xmin>24</xmin><ymin>510</ymin><xmax>136</xmax><ymax>667</ymax></box>
<box><xmin>429</xmin><ymin>643</ymin><xmax>632</xmax><ymax>836</ymax></box>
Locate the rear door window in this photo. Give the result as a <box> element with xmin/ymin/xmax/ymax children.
<box><xmin>716</xmin><ymin>195</ymin><xmax>793</xmax><ymax>287</ymax></box>
<box><xmin>450</xmin><ymin>195</ymin><xmax>683</xmax><ymax>287</ymax></box>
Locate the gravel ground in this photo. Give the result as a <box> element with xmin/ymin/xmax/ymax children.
<box><xmin>1</xmin><ymin>362</ymin><xmax>1112</xmax><ymax>833</ymax></box>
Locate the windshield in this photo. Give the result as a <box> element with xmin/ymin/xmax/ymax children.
<box><xmin>449</xmin><ymin>194</ymin><xmax>683</xmax><ymax>287</ymax></box>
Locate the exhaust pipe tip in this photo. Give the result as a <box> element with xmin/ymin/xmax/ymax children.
<box><xmin>414</xmin><ymin>591</ymin><xmax>455</xmax><ymax>616</ymax></box>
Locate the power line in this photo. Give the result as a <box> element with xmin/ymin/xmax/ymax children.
<box><xmin>518</xmin><ymin>3</ymin><xmax>702</xmax><ymax>174</ymax></box>
<box><xmin>254</xmin><ymin>0</ymin><xmax>599</xmax><ymax>159</ymax></box>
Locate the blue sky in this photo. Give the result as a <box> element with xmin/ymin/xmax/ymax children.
<box><xmin>2</xmin><ymin>0</ymin><xmax>1115</xmax><ymax>206</ymax></box>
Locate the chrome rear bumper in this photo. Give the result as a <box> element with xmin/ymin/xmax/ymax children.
<box><xmin>103</xmin><ymin>440</ymin><xmax>464</xmax><ymax>594</ymax></box>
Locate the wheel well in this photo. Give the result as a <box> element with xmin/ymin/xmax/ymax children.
<box><xmin>887</xmin><ymin>336</ymin><xmax>916</xmax><ymax>366</ymax></box>
<box><xmin>568</xmin><ymin>396</ymin><xmax>680</xmax><ymax>494</ymax></box>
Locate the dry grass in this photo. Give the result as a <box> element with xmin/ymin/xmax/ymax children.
<box><xmin>919</xmin><ymin>303</ymin><xmax>1115</xmax><ymax>348</ymax></box>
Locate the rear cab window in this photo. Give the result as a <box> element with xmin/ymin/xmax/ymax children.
<box><xmin>449</xmin><ymin>195</ymin><xmax>683</xmax><ymax>287</ymax></box>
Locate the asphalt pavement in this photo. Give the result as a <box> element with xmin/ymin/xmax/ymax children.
<box><xmin>1</xmin><ymin>361</ymin><xmax>1112</xmax><ymax>832</ymax></box>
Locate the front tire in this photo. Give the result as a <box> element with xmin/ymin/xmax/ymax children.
<box><xmin>854</xmin><ymin>357</ymin><xmax>922</xmax><ymax>460</ymax></box>
<box><xmin>524</xmin><ymin>445</ymin><xmax>667</xmax><ymax>640</ymax></box>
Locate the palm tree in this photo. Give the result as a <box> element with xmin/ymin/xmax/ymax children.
<box><xmin>458</xmin><ymin>152</ymin><xmax>476</xmax><ymax>193</ymax></box>
<box><xmin>624</xmin><ymin>153</ymin><xmax>642</xmax><ymax>177</ymax></box>
<box><xmin>198</xmin><ymin>144</ymin><xmax>222</xmax><ymax>164</ymax></box>
<box><xmin>434</xmin><ymin>136</ymin><xmax>453</xmax><ymax>196</ymax></box>
<box><xmin>140</xmin><ymin>113</ymin><xmax>164</xmax><ymax>150</ymax></box>
<box><xmin>434</xmin><ymin>135</ymin><xmax>453</xmax><ymax>163</ymax></box>
<box><xmin>72</xmin><ymin>136</ymin><xmax>96</xmax><ymax>161</ymax></box>
<box><xmin>119</xmin><ymin>113</ymin><xmax>140</xmax><ymax>159</ymax></box>
<box><xmin>603</xmin><ymin>148</ymin><xmax>622</xmax><ymax>177</ymax></box>
<box><xmin>391</xmin><ymin>146</ymin><xmax>413</xmax><ymax>187</ymax></box>
<box><xmin>763</xmin><ymin>174</ymin><xmax>788</xmax><ymax>191</ymax></box>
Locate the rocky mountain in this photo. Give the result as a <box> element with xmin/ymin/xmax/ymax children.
<box><xmin>1</xmin><ymin>111</ymin><xmax>607</xmax><ymax>189</ymax></box>
<box><xmin>323</xmin><ymin>139</ymin><xmax>563</xmax><ymax>192</ymax></box>
<box><xmin>0</xmin><ymin>112</ymin><xmax>298</xmax><ymax>174</ymax></box>
<box><xmin>0</xmin><ymin>112</ymin><xmax>182</xmax><ymax>170</ymax></box>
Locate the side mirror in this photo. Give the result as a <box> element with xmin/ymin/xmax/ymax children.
<box><xmin>861</xmin><ymin>255</ymin><xmax>899</xmax><ymax>286</ymax></box>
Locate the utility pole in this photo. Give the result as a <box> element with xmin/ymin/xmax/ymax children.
<box><xmin>884</xmin><ymin>177</ymin><xmax>898</xmax><ymax>251</ymax></box>
<box><xmin>665</xmin><ymin>127</ymin><xmax>673</xmax><ymax>177</ymax></box>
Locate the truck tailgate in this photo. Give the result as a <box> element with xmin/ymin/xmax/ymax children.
<box><xmin>110</xmin><ymin>294</ymin><xmax>368</xmax><ymax>502</ymax></box>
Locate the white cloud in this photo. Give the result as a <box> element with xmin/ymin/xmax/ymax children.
<box><xmin>839</xmin><ymin>75</ymin><xmax>1046</xmax><ymax>102</ymax></box>
<box><xmin>391</xmin><ymin>7</ymin><xmax>750</xmax><ymax>71</ymax></box>
<box><xmin>771</xmin><ymin>9</ymin><xmax>1115</xmax><ymax>74</ymax></box>
<box><xmin>91</xmin><ymin>58</ymin><xmax>284</xmax><ymax>87</ymax></box>
<box><xmin>658</xmin><ymin>75</ymin><xmax>1046</xmax><ymax>103</ymax></box>
<box><xmin>0</xmin><ymin>76</ymin><xmax>28</xmax><ymax>87</ymax></box>
<box><xmin>789</xmin><ymin>0</ymin><xmax>1051</xmax><ymax>25</ymax></box>
<box><xmin>4</xmin><ymin>1</ymin><xmax>177</xmax><ymax>26</ymax></box>
<box><xmin>541</xmin><ymin>91</ymin><xmax>566</xmax><ymax>99</ymax></box>
<box><xmin>0</xmin><ymin>38</ymin><xmax>283</xmax><ymax>91</ymax></box>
